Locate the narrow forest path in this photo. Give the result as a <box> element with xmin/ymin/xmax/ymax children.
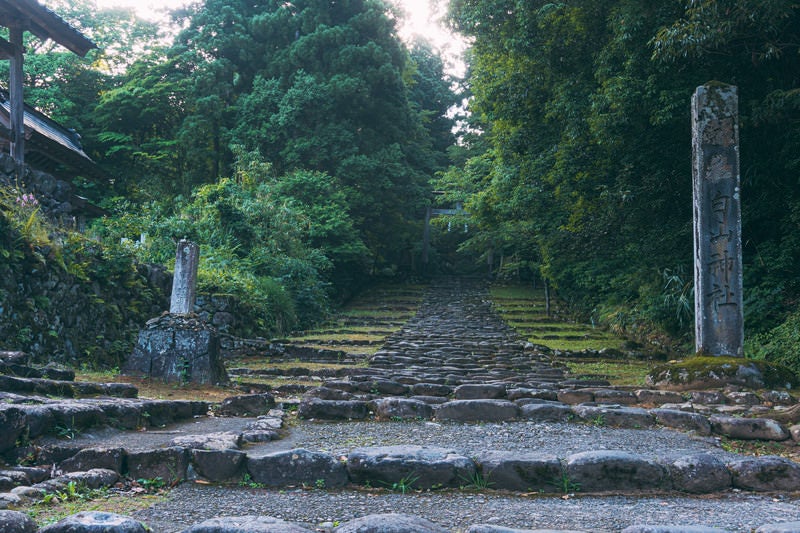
<box><xmin>129</xmin><ymin>278</ymin><xmax>800</xmax><ymax>532</ymax></box>
<box><xmin>4</xmin><ymin>278</ymin><xmax>800</xmax><ymax>532</ymax></box>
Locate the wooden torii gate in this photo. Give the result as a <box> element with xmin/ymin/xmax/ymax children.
<box><xmin>421</xmin><ymin>192</ymin><xmax>469</xmax><ymax>266</ymax></box>
<box><xmin>0</xmin><ymin>0</ymin><xmax>96</xmax><ymax>176</ymax></box>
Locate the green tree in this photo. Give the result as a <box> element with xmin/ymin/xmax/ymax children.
<box><xmin>446</xmin><ymin>0</ymin><xmax>800</xmax><ymax>349</ymax></box>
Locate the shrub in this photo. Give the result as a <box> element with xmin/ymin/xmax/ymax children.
<box><xmin>748</xmin><ymin>308</ymin><xmax>800</xmax><ymax>378</ymax></box>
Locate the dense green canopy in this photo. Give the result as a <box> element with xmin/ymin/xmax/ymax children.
<box><xmin>442</xmin><ymin>0</ymin><xmax>800</xmax><ymax>356</ymax></box>
<box><xmin>3</xmin><ymin>0</ymin><xmax>800</xmax><ymax>371</ymax></box>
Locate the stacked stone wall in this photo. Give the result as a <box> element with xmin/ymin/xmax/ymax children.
<box><xmin>0</xmin><ymin>153</ymin><xmax>80</xmax><ymax>227</ymax></box>
<box><xmin>0</xmin><ymin>242</ymin><xmax>170</xmax><ymax>366</ymax></box>
<box><xmin>0</xmin><ymin>156</ymin><xmax>170</xmax><ymax>366</ymax></box>
<box><xmin>0</xmin><ymin>156</ymin><xmax>265</xmax><ymax>366</ymax></box>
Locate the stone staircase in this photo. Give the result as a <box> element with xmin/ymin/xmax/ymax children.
<box><xmin>2</xmin><ymin>280</ymin><xmax>800</xmax><ymax>532</ymax></box>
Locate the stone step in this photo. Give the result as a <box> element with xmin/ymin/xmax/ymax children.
<box><xmin>0</xmin><ymin>398</ymin><xmax>211</xmax><ymax>458</ymax></box>
<box><xmin>3</xmin><ymin>442</ymin><xmax>797</xmax><ymax>503</ymax></box>
<box><xmin>0</xmin><ymin>375</ymin><xmax>137</xmax><ymax>399</ymax></box>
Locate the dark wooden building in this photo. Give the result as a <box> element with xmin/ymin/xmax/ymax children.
<box><xmin>0</xmin><ymin>0</ymin><xmax>96</xmax><ymax>172</ymax></box>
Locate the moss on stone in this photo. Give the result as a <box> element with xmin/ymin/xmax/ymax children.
<box><xmin>647</xmin><ymin>356</ymin><xmax>798</xmax><ymax>391</ymax></box>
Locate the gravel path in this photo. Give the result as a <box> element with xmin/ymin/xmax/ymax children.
<box><xmin>134</xmin><ymin>485</ymin><xmax>800</xmax><ymax>532</ymax></box>
<box><xmin>128</xmin><ymin>418</ymin><xmax>800</xmax><ymax>532</ymax></box>
<box><xmin>256</xmin><ymin>419</ymin><xmax>726</xmax><ymax>459</ymax></box>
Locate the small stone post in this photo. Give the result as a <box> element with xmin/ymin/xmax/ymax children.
<box><xmin>692</xmin><ymin>83</ymin><xmax>743</xmax><ymax>356</ymax></box>
<box><xmin>170</xmin><ymin>240</ymin><xmax>199</xmax><ymax>314</ymax></box>
<box><xmin>125</xmin><ymin>239</ymin><xmax>227</xmax><ymax>384</ymax></box>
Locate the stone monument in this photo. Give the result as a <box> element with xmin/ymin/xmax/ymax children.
<box><xmin>170</xmin><ymin>239</ymin><xmax>199</xmax><ymax>314</ymax></box>
<box><xmin>691</xmin><ymin>82</ymin><xmax>743</xmax><ymax>357</ymax></box>
<box><xmin>123</xmin><ymin>240</ymin><xmax>227</xmax><ymax>384</ymax></box>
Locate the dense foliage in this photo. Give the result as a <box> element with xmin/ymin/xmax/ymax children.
<box><xmin>88</xmin><ymin>0</ymin><xmax>455</xmax><ymax>279</ymax></box>
<box><xmin>0</xmin><ymin>0</ymin><xmax>457</xmax><ymax>343</ymax></box>
<box><xmin>91</xmin><ymin>150</ymin><xmax>359</xmax><ymax>334</ymax></box>
<box><xmin>441</xmin><ymin>0</ymin><xmax>800</xmax><ymax>367</ymax></box>
<box><xmin>3</xmin><ymin>0</ymin><xmax>800</xmax><ymax>374</ymax></box>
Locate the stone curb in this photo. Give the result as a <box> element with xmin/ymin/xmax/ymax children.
<box><xmin>3</xmin><ymin>444</ymin><xmax>799</xmax><ymax>508</ymax></box>
<box><xmin>296</xmin><ymin>395</ymin><xmax>799</xmax><ymax>444</ymax></box>
<box><xmin>5</xmin><ymin>510</ymin><xmax>800</xmax><ymax>533</ymax></box>
<box><xmin>0</xmin><ymin>399</ymin><xmax>210</xmax><ymax>457</ymax></box>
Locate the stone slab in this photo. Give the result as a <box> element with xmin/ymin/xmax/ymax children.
<box><xmin>246</xmin><ymin>448</ymin><xmax>348</xmax><ymax>488</ymax></box>
<box><xmin>38</xmin><ymin>511</ymin><xmax>149</xmax><ymax>533</ymax></box>
<box><xmin>333</xmin><ymin>513</ymin><xmax>448</xmax><ymax>533</ymax></box>
<box><xmin>710</xmin><ymin>415</ymin><xmax>789</xmax><ymax>441</ymax></box>
<box><xmin>372</xmin><ymin>397</ymin><xmax>434</xmax><ymax>420</ymax></box>
<box><xmin>454</xmin><ymin>383</ymin><xmax>507</xmax><ymax>400</ymax></box>
<box><xmin>727</xmin><ymin>455</ymin><xmax>800</xmax><ymax>491</ymax></box>
<box><xmin>0</xmin><ymin>510</ymin><xmax>36</xmax><ymax>533</ymax></box>
<box><xmin>188</xmin><ymin>449</ymin><xmax>244</xmax><ymax>483</ymax></box>
<box><xmin>57</xmin><ymin>447</ymin><xmax>125</xmax><ymax>474</ymax></box>
<box><xmin>218</xmin><ymin>394</ymin><xmax>276</xmax><ymax>417</ymax></box>
<box><xmin>435</xmin><ymin>399</ymin><xmax>519</xmax><ymax>422</ymax></box>
<box><xmin>347</xmin><ymin>445</ymin><xmax>475</xmax><ymax>490</ymax></box>
<box><xmin>475</xmin><ymin>451</ymin><xmax>561</xmax><ymax>492</ymax></box>
<box><xmin>297</xmin><ymin>399</ymin><xmax>370</xmax><ymax>420</ymax></box>
<box><xmin>519</xmin><ymin>403</ymin><xmax>572</xmax><ymax>422</ymax></box>
<box><xmin>571</xmin><ymin>405</ymin><xmax>654</xmax><ymax>428</ymax></box>
<box><xmin>182</xmin><ymin>515</ymin><xmax>314</xmax><ymax>532</ymax></box>
<box><xmin>668</xmin><ymin>453</ymin><xmax>732</xmax><ymax>493</ymax></box>
<box><xmin>650</xmin><ymin>409</ymin><xmax>712</xmax><ymax>435</ymax></box>
<box><xmin>126</xmin><ymin>447</ymin><xmax>189</xmax><ymax>485</ymax></box>
<box><xmin>565</xmin><ymin>450</ymin><xmax>668</xmax><ymax>492</ymax></box>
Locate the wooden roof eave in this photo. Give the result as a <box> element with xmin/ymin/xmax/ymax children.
<box><xmin>0</xmin><ymin>0</ymin><xmax>97</xmax><ymax>57</ymax></box>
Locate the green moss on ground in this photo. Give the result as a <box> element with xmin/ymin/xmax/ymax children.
<box><xmin>647</xmin><ymin>356</ymin><xmax>798</xmax><ymax>390</ymax></box>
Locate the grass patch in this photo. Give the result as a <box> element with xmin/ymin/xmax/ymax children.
<box><xmin>491</xmin><ymin>283</ymin><xmax>629</xmax><ymax>353</ymax></box>
<box><xmin>564</xmin><ymin>361</ymin><xmax>651</xmax><ymax>387</ymax></box>
<box><xmin>233</xmin><ymin>376</ymin><xmax>322</xmax><ymax>388</ymax></box>
<box><xmin>227</xmin><ymin>360</ymin><xmax>354</xmax><ymax>372</ymax></box>
<box><xmin>287</xmin><ymin>333</ymin><xmax>386</xmax><ymax>343</ymax></box>
<box><xmin>297</xmin><ymin>343</ymin><xmax>382</xmax><ymax>355</ymax></box>
<box><xmin>533</xmin><ymin>337</ymin><xmax>626</xmax><ymax>352</ymax></box>
<box><xmin>490</xmin><ymin>286</ymin><xmax>544</xmax><ymax>300</ymax></box>
<box><xmin>27</xmin><ymin>493</ymin><xmax>167</xmax><ymax>528</ymax></box>
<box><xmin>76</xmin><ymin>372</ymin><xmax>240</xmax><ymax>402</ymax></box>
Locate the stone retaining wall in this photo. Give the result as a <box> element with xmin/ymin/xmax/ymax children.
<box><xmin>0</xmin><ymin>151</ymin><xmax>262</xmax><ymax>365</ymax></box>
<box><xmin>2</xmin><ymin>442</ymin><xmax>798</xmax><ymax>507</ymax></box>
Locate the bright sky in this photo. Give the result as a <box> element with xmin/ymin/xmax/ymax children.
<box><xmin>92</xmin><ymin>0</ymin><xmax>466</xmax><ymax>75</ymax></box>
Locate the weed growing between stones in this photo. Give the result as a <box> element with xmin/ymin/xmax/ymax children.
<box><xmin>459</xmin><ymin>469</ymin><xmax>493</xmax><ymax>491</ymax></box>
<box><xmin>381</xmin><ymin>473</ymin><xmax>419</xmax><ymax>494</ymax></box>
<box><xmin>555</xmin><ymin>464</ymin><xmax>580</xmax><ymax>495</ymax></box>
<box><xmin>136</xmin><ymin>477</ymin><xmax>165</xmax><ymax>492</ymax></box>
<box><xmin>27</xmin><ymin>485</ymin><xmax>166</xmax><ymax>528</ymax></box>
<box><xmin>718</xmin><ymin>437</ymin><xmax>791</xmax><ymax>458</ymax></box>
<box><xmin>54</xmin><ymin>417</ymin><xmax>80</xmax><ymax>440</ymax></box>
<box><xmin>239</xmin><ymin>473</ymin><xmax>265</xmax><ymax>489</ymax></box>
<box><xmin>40</xmin><ymin>481</ymin><xmax>94</xmax><ymax>505</ymax></box>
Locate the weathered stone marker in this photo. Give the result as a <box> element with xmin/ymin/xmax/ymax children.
<box><xmin>124</xmin><ymin>240</ymin><xmax>227</xmax><ymax>384</ymax></box>
<box><xmin>170</xmin><ymin>239</ymin><xmax>199</xmax><ymax>314</ymax></box>
<box><xmin>692</xmin><ymin>83</ymin><xmax>743</xmax><ymax>357</ymax></box>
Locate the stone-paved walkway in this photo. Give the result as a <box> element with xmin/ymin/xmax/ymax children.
<box><xmin>4</xmin><ymin>279</ymin><xmax>800</xmax><ymax>532</ymax></box>
<box><xmin>132</xmin><ymin>279</ymin><xmax>800</xmax><ymax>532</ymax></box>
<box><xmin>366</xmin><ymin>278</ymin><xmax>566</xmax><ymax>388</ymax></box>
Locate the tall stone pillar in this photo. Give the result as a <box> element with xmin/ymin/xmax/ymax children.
<box><xmin>125</xmin><ymin>239</ymin><xmax>227</xmax><ymax>384</ymax></box>
<box><xmin>170</xmin><ymin>240</ymin><xmax>199</xmax><ymax>314</ymax></box>
<box><xmin>692</xmin><ymin>83</ymin><xmax>743</xmax><ymax>357</ymax></box>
